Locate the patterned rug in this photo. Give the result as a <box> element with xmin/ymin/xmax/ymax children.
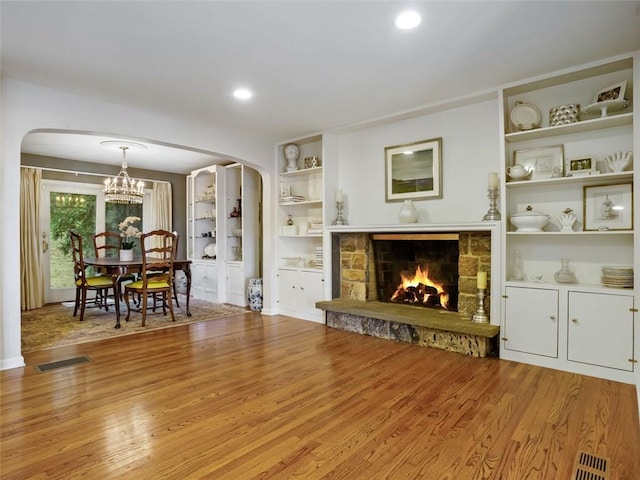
<box><xmin>21</xmin><ymin>295</ymin><xmax>249</xmax><ymax>353</ymax></box>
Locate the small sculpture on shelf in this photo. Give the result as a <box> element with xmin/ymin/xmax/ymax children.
<box><xmin>558</xmin><ymin>208</ymin><xmax>577</xmax><ymax>232</ymax></box>
<box><xmin>283</xmin><ymin>143</ymin><xmax>300</xmax><ymax>172</ymax></box>
<box><xmin>605</xmin><ymin>151</ymin><xmax>632</xmax><ymax>173</ymax></box>
<box><xmin>230</xmin><ymin>199</ymin><xmax>242</xmax><ymax>218</ymax></box>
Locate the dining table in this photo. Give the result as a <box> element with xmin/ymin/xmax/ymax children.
<box><xmin>84</xmin><ymin>257</ymin><xmax>193</xmax><ymax>328</ymax></box>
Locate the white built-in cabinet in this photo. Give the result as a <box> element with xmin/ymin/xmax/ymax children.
<box><xmin>186</xmin><ymin>166</ymin><xmax>220</xmax><ymax>303</ymax></box>
<box><xmin>499</xmin><ymin>54</ymin><xmax>638</xmax><ymax>383</ymax></box>
<box><xmin>275</xmin><ymin>135</ymin><xmax>327</xmax><ymax>322</ymax></box>
<box><xmin>276</xmin><ymin>268</ymin><xmax>325</xmax><ymax>322</ymax></box>
<box><xmin>187</xmin><ymin>163</ymin><xmax>261</xmax><ymax>307</ymax></box>
<box><xmin>503</xmin><ymin>286</ymin><xmax>559</xmax><ymax>359</ymax></box>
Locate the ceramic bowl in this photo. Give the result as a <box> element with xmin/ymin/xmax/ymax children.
<box><xmin>510</xmin><ymin>206</ymin><xmax>550</xmax><ymax>232</ymax></box>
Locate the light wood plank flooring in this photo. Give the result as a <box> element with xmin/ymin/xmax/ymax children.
<box><xmin>2</xmin><ymin>313</ymin><xmax>639</xmax><ymax>479</ymax></box>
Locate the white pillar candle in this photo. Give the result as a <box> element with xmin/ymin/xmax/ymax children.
<box><xmin>488</xmin><ymin>172</ymin><xmax>498</xmax><ymax>190</ymax></box>
<box><xmin>335</xmin><ymin>189</ymin><xmax>343</xmax><ymax>202</ymax></box>
<box><xmin>477</xmin><ymin>271</ymin><xmax>487</xmax><ymax>289</ymax></box>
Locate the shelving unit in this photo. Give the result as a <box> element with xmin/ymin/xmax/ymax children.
<box><xmin>186</xmin><ymin>166</ymin><xmax>220</xmax><ymax>303</ymax></box>
<box><xmin>186</xmin><ymin>163</ymin><xmax>261</xmax><ymax>307</ymax></box>
<box><xmin>223</xmin><ymin>163</ymin><xmax>260</xmax><ymax>307</ymax></box>
<box><xmin>499</xmin><ymin>55</ymin><xmax>637</xmax><ymax>383</ymax></box>
<box><xmin>275</xmin><ymin>135</ymin><xmax>326</xmax><ymax>321</ymax></box>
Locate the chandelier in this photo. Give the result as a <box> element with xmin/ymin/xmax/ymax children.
<box><xmin>102</xmin><ymin>142</ymin><xmax>145</xmax><ymax>204</ymax></box>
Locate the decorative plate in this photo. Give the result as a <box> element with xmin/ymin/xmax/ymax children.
<box><xmin>203</xmin><ymin>243</ymin><xmax>217</xmax><ymax>258</ymax></box>
<box><xmin>510</xmin><ymin>101</ymin><xmax>542</xmax><ymax>131</ymax></box>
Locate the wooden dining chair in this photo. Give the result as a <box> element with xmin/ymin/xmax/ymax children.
<box><xmin>93</xmin><ymin>231</ymin><xmax>137</xmax><ymax>302</ymax></box>
<box><xmin>92</xmin><ymin>231</ymin><xmax>122</xmax><ymax>260</ymax></box>
<box><xmin>150</xmin><ymin>231</ymin><xmax>180</xmax><ymax>311</ymax></box>
<box><xmin>69</xmin><ymin>231</ymin><xmax>119</xmax><ymax>322</ymax></box>
<box><xmin>124</xmin><ymin>229</ymin><xmax>177</xmax><ymax>326</ymax></box>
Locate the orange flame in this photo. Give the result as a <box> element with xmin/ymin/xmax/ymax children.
<box><xmin>390</xmin><ymin>265</ymin><xmax>449</xmax><ymax>308</ymax></box>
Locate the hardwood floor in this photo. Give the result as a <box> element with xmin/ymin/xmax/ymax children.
<box><xmin>2</xmin><ymin>313</ymin><xmax>639</xmax><ymax>479</ymax></box>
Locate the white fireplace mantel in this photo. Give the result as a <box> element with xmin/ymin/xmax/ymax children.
<box><xmin>327</xmin><ymin>222</ymin><xmax>499</xmax><ymax>234</ymax></box>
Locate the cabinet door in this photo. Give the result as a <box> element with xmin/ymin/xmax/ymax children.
<box><xmin>568</xmin><ymin>292</ymin><xmax>634</xmax><ymax>371</ymax></box>
<box><xmin>300</xmin><ymin>270</ymin><xmax>324</xmax><ymax>313</ymax></box>
<box><xmin>504</xmin><ymin>287</ymin><xmax>559</xmax><ymax>358</ymax></box>
<box><xmin>226</xmin><ymin>262</ymin><xmax>246</xmax><ymax>306</ymax></box>
<box><xmin>277</xmin><ymin>268</ymin><xmax>299</xmax><ymax>312</ymax></box>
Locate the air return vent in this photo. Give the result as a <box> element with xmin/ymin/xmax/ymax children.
<box><xmin>35</xmin><ymin>356</ymin><xmax>91</xmax><ymax>373</ymax></box>
<box><xmin>571</xmin><ymin>451</ymin><xmax>610</xmax><ymax>480</ymax></box>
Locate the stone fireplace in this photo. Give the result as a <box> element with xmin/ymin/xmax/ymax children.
<box><xmin>336</xmin><ymin>230</ymin><xmax>491</xmax><ymax>317</ymax></box>
<box><xmin>318</xmin><ymin>223</ymin><xmax>500</xmax><ymax>357</ymax></box>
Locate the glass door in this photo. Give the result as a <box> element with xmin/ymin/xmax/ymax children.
<box><xmin>41</xmin><ymin>181</ymin><xmax>105</xmax><ymax>303</ymax></box>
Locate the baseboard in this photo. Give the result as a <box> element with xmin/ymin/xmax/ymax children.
<box><xmin>1</xmin><ymin>355</ymin><xmax>25</xmax><ymax>371</ymax></box>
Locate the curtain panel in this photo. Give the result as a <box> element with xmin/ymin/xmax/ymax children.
<box><xmin>20</xmin><ymin>168</ymin><xmax>44</xmax><ymax>310</ymax></box>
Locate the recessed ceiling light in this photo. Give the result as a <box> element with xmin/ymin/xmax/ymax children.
<box><xmin>395</xmin><ymin>11</ymin><xmax>421</xmax><ymax>30</ymax></box>
<box><xmin>233</xmin><ymin>88</ymin><xmax>253</xmax><ymax>100</ymax></box>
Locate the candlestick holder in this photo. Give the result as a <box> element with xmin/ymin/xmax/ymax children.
<box><xmin>472</xmin><ymin>288</ymin><xmax>489</xmax><ymax>324</ymax></box>
<box><xmin>482</xmin><ymin>188</ymin><xmax>501</xmax><ymax>221</ymax></box>
<box><xmin>333</xmin><ymin>200</ymin><xmax>347</xmax><ymax>225</ymax></box>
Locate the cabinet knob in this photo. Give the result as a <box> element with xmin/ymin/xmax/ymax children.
<box><xmin>501</xmin><ymin>337</ymin><xmax>508</xmax><ymax>341</ymax></box>
<box><xmin>571</xmin><ymin>318</ymin><xmax>578</xmax><ymax>323</ymax></box>
<box><xmin>549</xmin><ymin>316</ymin><xmax>556</xmax><ymax>321</ymax></box>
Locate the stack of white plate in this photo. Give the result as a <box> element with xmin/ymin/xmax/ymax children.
<box><xmin>315</xmin><ymin>247</ymin><xmax>324</xmax><ymax>268</ymax></box>
<box><xmin>601</xmin><ymin>265</ymin><xmax>634</xmax><ymax>288</ymax></box>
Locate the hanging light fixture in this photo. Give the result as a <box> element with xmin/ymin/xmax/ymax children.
<box><xmin>101</xmin><ymin>141</ymin><xmax>146</xmax><ymax>204</ymax></box>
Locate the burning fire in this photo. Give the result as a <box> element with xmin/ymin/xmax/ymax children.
<box><xmin>390</xmin><ymin>265</ymin><xmax>449</xmax><ymax>309</ymax></box>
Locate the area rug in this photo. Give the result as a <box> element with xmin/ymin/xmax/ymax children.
<box><xmin>21</xmin><ymin>295</ymin><xmax>249</xmax><ymax>353</ymax></box>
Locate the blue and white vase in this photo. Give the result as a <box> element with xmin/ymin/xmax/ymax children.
<box><xmin>248</xmin><ymin>278</ymin><xmax>263</xmax><ymax>312</ymax></box>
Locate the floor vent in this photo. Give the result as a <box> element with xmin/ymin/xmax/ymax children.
<box><xmin>35</xmin><ymin>355</ymin><xmax>91</xmax><ymax>373</ymax></box>
<box><xmin>572</xmin><ymin>451</ymin><xmax>610</xmax><ymax>480</ymax></box>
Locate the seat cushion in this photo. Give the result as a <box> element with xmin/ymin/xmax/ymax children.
<box><xmin>126</xmin><ymin>279</ymin><xmax>171</xmax><ymax>290</ymax></box>
<box><xmin>77</xmin><ymin>276</ymin><xmax>114</xmax><ymax>288</ymax></box>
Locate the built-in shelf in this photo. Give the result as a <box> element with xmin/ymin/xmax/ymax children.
<box><xmin>279</xmin><ymin>166</ymin><xmax>323</xmax><ymax>178</ymax></box>
<box><xmin>504</xmin><ymin>112</ymin><xmax>632</xmax><ymax>142</ymax></box>
<box><xmin>505</xmin><ymin>171</ymin><xmax>632</xmax><ymax>188</ymax></box>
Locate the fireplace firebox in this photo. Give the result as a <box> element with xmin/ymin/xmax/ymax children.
<box><xmin>372</xmin><ymin>233</ymin><xmax>459</xmax><ymax>311</ymax></box>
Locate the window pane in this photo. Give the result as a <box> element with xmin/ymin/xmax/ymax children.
<box><xmin>106</xmin><ymin>204</ymin><xmax>144</xmax><ymax>255</ymax></box>
<box><xmin>49</xmin><ymin>192</ymin><xmax>96</xmax><ymax>289</ymax></box>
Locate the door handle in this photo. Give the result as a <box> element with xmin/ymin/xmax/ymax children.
<box><xmin>42</xmin><ymin>233</ymin><xmax>49</xmax><ymax>254</ymax></box>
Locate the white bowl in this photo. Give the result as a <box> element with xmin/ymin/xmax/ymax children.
<box><xmin>510</xmin><ymin>206</ymin><xmax>550</xmax><ymax>232</ymax></box>
<box><xmin>232</xmin><ymin>228</ymin><xmax>243</xmax><ymax>236</ymax></box>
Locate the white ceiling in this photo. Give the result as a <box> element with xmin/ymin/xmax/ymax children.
<box><xmin>2</xmin><ymin>1</ymin><xmax>639</xmax><ymax>173</ymax></box>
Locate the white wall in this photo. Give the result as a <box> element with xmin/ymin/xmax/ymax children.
<box><xmin>0</xmin><ymin>78</ymin><xmax>275</xmax><ymax>369</ymax></box>
<box><xmin>335</xmin><ymin>99</ymin><xmax>501</xmax><ymax>225</ymax></box>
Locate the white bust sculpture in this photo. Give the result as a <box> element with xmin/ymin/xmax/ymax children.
<box><xmin>284</xmin><ymin>144</ymin><xmax>300</xmax><ymax>172</ymax></box>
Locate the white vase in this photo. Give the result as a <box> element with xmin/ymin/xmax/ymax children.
<box><xmin>119</xmin><ymin>249</ymin><xmax>133</xmax><ymax>261</ymax></box>
<box><xmin>398</xmin><ymin>200</ymin><xmax>418</xmax><ymax>223</ymax></box>
<box><xmin>558</xmin><ymin>212</ymin><xmax>577</xmax><ymax>232</ymax></box>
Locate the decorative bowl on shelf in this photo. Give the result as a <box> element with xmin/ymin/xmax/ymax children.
<box><xmin>203</xmin><ymin>243</ymin><xmax>217</xmax><ymax>258</ymax></box>
<box><xmin>510</xmin><ymin>205</ymin><xmax>551</xmax><ymax>232</ymax></box>
<box><xmin>282</xmin><ymin>256</ymin><xmax>303</xmax><ymax>267</ymax></box>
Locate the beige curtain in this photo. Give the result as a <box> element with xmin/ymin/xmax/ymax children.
<box><xmin>21</xmin><ymin>168</ymin><xmax>44</xmax><ymax>310</ymax></box>
<box><xmin>150</xmin><ymin>182</ymin><xmax>172</xmax><ymax>231</ymax></box>
<box><xmin>149</xmin><ymin>182</ymin><xmax>173</xmax><ymax>254</ymax></box>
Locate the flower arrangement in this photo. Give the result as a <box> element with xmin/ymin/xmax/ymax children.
<box><xmin>118</xmin><ymin>216</ymin><xmax>142</xmax><ymax>250</ymax></box>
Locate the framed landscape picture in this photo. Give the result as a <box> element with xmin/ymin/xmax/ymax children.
<box><xmin>385</xmin><ymin>137</ymin><xmax>442</xmax><ymax>201</ymax></box>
